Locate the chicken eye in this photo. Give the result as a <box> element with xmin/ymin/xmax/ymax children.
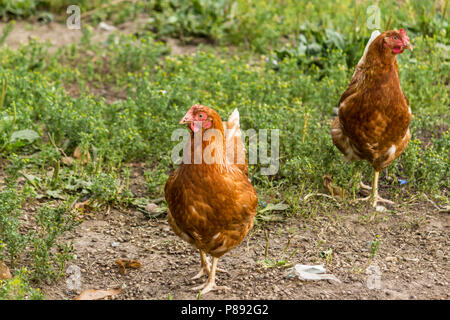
<box><xmin>393</xmin><ymin>36</ymin><xmax>398</xmax><ymax>40</ymax></box>
<box><xmin>198</xmin><ymin>114</ymin><xmax>204</xmax><ymax>119</ymax></box>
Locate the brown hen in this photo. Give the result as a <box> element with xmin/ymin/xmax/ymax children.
<box><xmin>331</xmin><ymin>29</ymin><xmax>412</xmax><ymax>207</ymax></box>
<box><xmin>164</xmin><ymin>105</ymin><xmax>257</xmax><ymax>295</ymax></box>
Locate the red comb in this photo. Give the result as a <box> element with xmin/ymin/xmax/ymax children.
<box><xmin>399</xmin><ymin>28</ymin><xmax>410</xmax><ymax>43</ymax></box>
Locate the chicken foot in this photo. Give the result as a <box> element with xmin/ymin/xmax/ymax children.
<box><xmin>358</xmin><ymin>180</ymin><xmax>372</xmax><ymax>197</ymax></box>
<box><xmin>192</xmin><ymin>257</ymin><xmax>230</xmax><ymax>295</ymax></box>
<box><xmin>353</xmin><ymin>171</ymin><xmax>394</xmax><ymax>207</ymax></box>
<box><xmin>359</xmin><ymin>181</ymin><xmax>372</xmax><ymax>191</ymax></box>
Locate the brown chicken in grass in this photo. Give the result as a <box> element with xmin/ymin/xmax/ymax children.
<box><xmin>331</xmin><ymin>29</ymin><xmax>413</xmax><ymax>207</ymax></box>
<box><xmin>164</xmin><ymin>105</ymin><xmax>257</xmax><ymax>295</ymax></box>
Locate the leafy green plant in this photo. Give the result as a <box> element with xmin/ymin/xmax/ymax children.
<box><xmin>146</xmin><ymin>0</ymin><xmax>237</xmax><ymax>43</ymax></box>
<box><xmin>320</xmin><ymin>248</ymin><xmax>333</xmax><ymax>265</ymax></box>
<box><xmin>0</xmin><ymin>0</ymin><xmax>37</xmax><ymax>18</ymax></box>
<box><xmin>144</xmin><ymin>167</ymin><xmax>169</xmax><ymax>197</ymax></box>
<box><xmin>90</xmin><ymin>172</ymin><xmax>120</xmax><ymax>205</ymax></box>
<box><xmin>0</xmin><ymin>187</ymin><xmax>28</xmax><ymax>265</ymax></box>
<box><xmin>259</xmin><ymin>231</ymin><xmax>297</xmax><ymax>268</ymax></box>
<box><xmin>0</xmin><ymin>20</ymin><xmax>15</xmax><ymax>46</ymax></box>
<box><xmin>368</xmin><ymin>235</ymin><xmax>381</xmax><ymax>259</ymax></box>
<box><xmin>30</xmin><ymin>205</ymin><xmax>77</xmax><ymax>282</ymax></box>
<box><xmin>0</xmin><ymin>164</ymin><xmax>78</xmax><ymax>283</ymax></box>
<box><xmin>0</xmin><ymin>268</ymin><xmax>44</xmax><ymax>300</ymax></box>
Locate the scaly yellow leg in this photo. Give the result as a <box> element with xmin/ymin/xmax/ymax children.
<box><xmin>371</xmin><ymin>170</ymin><xmax>394</xmax><ymax>207</ymax></box>
<box><xmin>354</xmin><ymin>170</ymin><xmax>394</xmax><ymax>207</ymax></box>
<box><xmin>191</xmin><ymin>257</ymin><xmax>230</xmax><ymax>295</ymax></box>
<box><xmin>191</xmin><ymin>250</ymin><xmax>210</xmax><ymax>280</ymax></box>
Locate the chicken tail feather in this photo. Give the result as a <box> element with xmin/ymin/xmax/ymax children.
<box><xmin>226</xmin><ymin>108</ymin><xmax>241</xmax><ymax>140</ymax></box>
<box><xmin>224</xmin><ymin>109</ymin><xmax>248</xmax><ymax>175</ymax></box>
<box><xmin>357</xmin><ymin>30</ymin><xmax>381</xmax><ymax>67</ymax></box>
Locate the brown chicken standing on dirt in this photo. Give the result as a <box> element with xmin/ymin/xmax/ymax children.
<box><xmin>331</xmin><ymin>29</ymin><xmax>413</xmax><ymax>207</ymax></box>
<box><xmin>164</xmin><ymin>105</ymin><xmax>257</xmax><ymax>295</ymax></box>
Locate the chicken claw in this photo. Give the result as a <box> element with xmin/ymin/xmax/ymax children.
<box><xmin>359</xmin><ymin>181</ymin><xmax>372</xmax><ymax>191</ymax></box>
<box><xmin>191</xmin><ymin>267</ymin><xmax>209</xmax><ymax>280</ymax></box>
<box><xmin>352</xmin><ymin>171</ymin><xmax>395</xmax><ymax>208</ymax></box>
<box><xmin>352</xmin><ymin>194</ymin><xmax>395</xmax><ymax>207</ymax></box>
<box><xmin>192</xmin><ymin>257</ymin><xmax>230</xmax><ymax>295</ymax></box>
<box><xmin>358</xmin><ymin>180</ymin><xmax>372</xmax><ymax>197</ymax></box>
<box><xmin>192</xmin><ymin>282</ymin><xmax>231</xmax><ymax>295</ymax></box>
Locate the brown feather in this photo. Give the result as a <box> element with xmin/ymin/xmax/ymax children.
<box><xmin>331</xmin><ymin>30</ymin><xmax>411</xmax><ymax>171</ymax></box>
<box><xmin>165</xmin><ymin>106</ymin><xmax>257</xmax><ymax>258</ymax></box>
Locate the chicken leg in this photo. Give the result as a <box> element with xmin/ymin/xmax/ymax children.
<box><xmin>354</xmin><ymin>171</ymin><xmax>394</xmax><ymax>207</ymax></box>
<box><xmin>191</xmin><ymin>250</ymin><xmax>229</xmax><ymax>280</ymax></box>
<box><xmin>192</xmin><ymin>257</ymin><xmax>230</xmax><ymax>295</ymax></box>
<box><xmin>370</xmin><ymin>171</ymin><xmax>395</xmax><ymax>207</ymax></box>
<box><xmin>191</xmin><ymin>250</ymin><xmax>210</xmax><ymax>280</ymax></box>
<box><xmin>355</xmin><ymin>167</ymin><xmax>371</xmax><ymax>194</ymax></box>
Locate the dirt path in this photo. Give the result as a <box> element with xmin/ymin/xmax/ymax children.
<box><xmin>1</xmin><ymin>20</ymin><xmax>82</xmax><ymax>50</ymax></box>
<box><xmin>40</xmin><ymin>190</ymin><xmax>449</xmax><ymax>300</ymax></box>
<box><xmin>0</xmin><ymin>19</ymin><xmax>201</xmax><ymax>55</ymax></box>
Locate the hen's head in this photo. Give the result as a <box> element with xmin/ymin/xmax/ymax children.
<box><xmin>179</xmin><ymin>104</ymin><xmax>223</xmax><ymax>133</ymax></box>
<box><xmin>381</xmin><ymin>29</ymin><xmax>412</xmax><ymax>55</ymax></box>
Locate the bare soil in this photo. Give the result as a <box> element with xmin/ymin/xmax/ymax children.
<box><xmin>1</xmin><ymin>20</ymin><xmax>83</xmax><ymax>50</ymax></box>
<box><xmin>39</xmin><ymin>183</ymin><xmax>449</xmax><ymax>300</ymax></box>
<box><xmin>0</xmin><ymin>19</ymin><xmax>202</xmax><ymax>54</ymax></box>
<box><xmin>36</xmin><ymin>162</ymin><xmax>449</xmax><ymax>300</ymax></box>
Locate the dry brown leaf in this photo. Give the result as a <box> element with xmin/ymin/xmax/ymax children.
<box><xmin>0</xmin><ymin>261</ymin><xmax>12</xmax><ymax>280</ymax></box>
<box><xmin>74</xmin><ymin>288</ymin><xmax>121</xmax><ymax>300</ymax></box>
<box><xmin>323</xmin><ymin>175</ymin><xmax>346</xmax><ymax>200</ymax></box>
<box><xmin>74</xmin><ymin>199</ymin><xmax>92</xmax><ymax>213</ymax></box>
<box><xmin>61</xmin><ymin>156</ymin><xmax>74</xmax><ymax>166</ymax></box>
<box><xmin>115</xmin><ymin>259</ymin><xmax>142</xmax><ymax>275</ymax></box>
<box><xmin>73</xmin><ymin>146</ymin><xmax>91</xmax><ymax>164</ymax></box>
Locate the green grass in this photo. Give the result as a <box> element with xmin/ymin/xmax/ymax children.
<box><xmin>0</xmin><ymin>0</ymin><xmax>448</xmax><ymax>299</ymax></box>
<box><xmin>0</xmin><ymin>268</ymin><xmax>44</xmax><ymax>300</ymax></box>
